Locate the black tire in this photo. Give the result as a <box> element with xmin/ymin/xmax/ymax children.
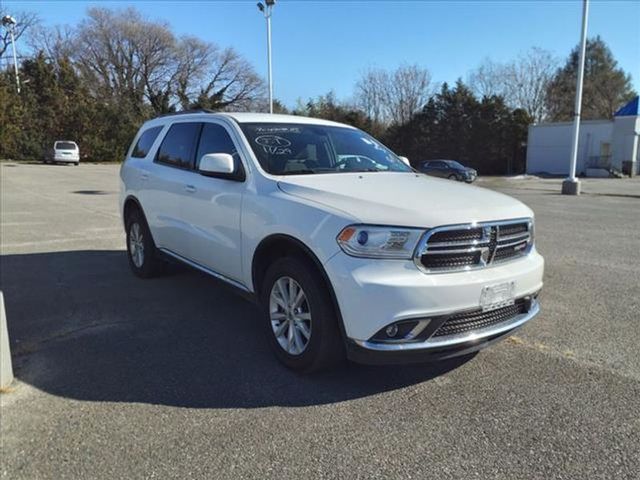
<box><xmin>260</xmin><ymin>256</ymin><xmax>345</xmax><ymax>373</ymax></box>
<box><xmin>448</xmin><ymin>174</ymin><xmax>458</xmax><ymax>181</ymax></box>
<box><xmin>125</xmin><ymin>208</ymin><xmax>164</xmax><ymax>278</ymax></box>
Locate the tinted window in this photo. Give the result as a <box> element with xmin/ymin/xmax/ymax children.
<box><xmin>431</xmin><ymin>161</ymin><xmax>446</xmax><ymax>168</ymax></box>
<box><xmin>132</xmin><ymin>126</ymin><xmax>162</xmax><ymax>158</ymax></box>
<box><xmin>55</xmin><ymin>142</ymin><xmax>77</xmax><ymax>150</ymax></box>
<box><xmin>195</xmin><ymin>123</ymin><xmax>238</xmax><ymax>168</ymax></box>
<box><xmin>156</xmin><ymin>123</ymin><xmax>201</xmax><ymax>169</ymax></box>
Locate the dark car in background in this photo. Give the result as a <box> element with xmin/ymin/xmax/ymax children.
<box><xmin>419</xmin><ymin>160</ymin><xmax>477</xmax><ymax>183</ymax></box>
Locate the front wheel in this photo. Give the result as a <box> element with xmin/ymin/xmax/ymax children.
<box><xmin>261</xmin><ymin>257</ymin><xmax>344</xmax><ymax>372</ymax></box>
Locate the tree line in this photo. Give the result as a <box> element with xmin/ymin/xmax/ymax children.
<box><xmin>0</xmin><ymin>6</ymin><xmax>636</xmax><ymax>174</ymax></box>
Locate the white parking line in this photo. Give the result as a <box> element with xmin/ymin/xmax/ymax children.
<box><xmin>0</xmin><ymin>222</ymin><xmax>48</xmax><ymax>227</ymax></box>
<box><xmin>2</xmin><ymin>235</ymin><xmax>124</xmax><ymax>248</ymax></box>
<box><xmin>0</xmin><ymin>211</ymin><xmax>36</xmax><ymax>216</ymax></box>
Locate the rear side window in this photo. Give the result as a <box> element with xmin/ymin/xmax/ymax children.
<box><xmin>195</xmin><ymin>123</ymin><xmax>238</xmax><ymax>168</ymax></box>
<box><xmin>156</xmin><ymin>123</ymin><xmax>202</xmax><ymax>169</ymax></box>
<box><xmin>131</xmin><ymin>126</ymin><xmax>162</xmax><ymax>158</ymax></box>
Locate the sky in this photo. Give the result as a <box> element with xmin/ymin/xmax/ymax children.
<box><xmin>5</xmin><ymin>0</ymin><xmax>640</xmax><ymax>108</ymax></box>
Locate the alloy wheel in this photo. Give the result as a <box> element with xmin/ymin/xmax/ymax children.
<box><xmin>269</xmin><ymin>276</ymin><xmax>312</xmax><ymax>355</ymax></box>
<box><xmin>129</xmin><ymin>222</ymin><xmax>145</xmax><ymax>268</ymax></box>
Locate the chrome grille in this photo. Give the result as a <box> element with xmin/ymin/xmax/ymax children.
<box><xmin>414</xmin><ymin>219</ymin><xmax>533</xmax><ymax>273</ymax></box>
<box><xmin>428</xmin><ymin>228</ymin><xmax>483</xmax><ymax>244</ymax></box>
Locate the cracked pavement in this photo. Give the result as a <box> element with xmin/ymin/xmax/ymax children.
<box><xmin>1</xmin><ymin>163</ymin><xmax>639</xmax><ymax>479</ymax></box>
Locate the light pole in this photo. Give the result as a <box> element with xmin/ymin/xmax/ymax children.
<box><xmin>562</xmin><ymin>0</ymin><xmax>589</xmax><ymax>195</ymax></box>
<box><xmin>257</xmin><ymin>0</ymin><xmax>275</xmax><ymax>113</ymax></box>
<box><xmin>2</xmin><ymin>15</ymin><xmax>20</xmax><ymax>94</ymax></box>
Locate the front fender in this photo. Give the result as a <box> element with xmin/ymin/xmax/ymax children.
<box><xmin>240</xmin><ymin>189</ymin><xmax>357</xmax><ymax>292</ymax></box>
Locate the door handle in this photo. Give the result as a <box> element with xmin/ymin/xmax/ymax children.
<box><xmin>140</xmin><ymin>173</ymin><xmax>149</xmax><ymax>181</ymax></box>
<box><xmin>184</xmin><ymin>185</ymin><xmax>196</xmax><ymax>193</ymax></box>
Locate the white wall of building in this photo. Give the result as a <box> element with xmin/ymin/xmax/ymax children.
<box><xmin>526</xmin><ymin>120</ymin><xmax>613</xmax><ymax>175</ymax></box>
<box><xmin>611</xmin><ymin>116</ymin><xmax>640</xmax><ymax>173</ymax></box>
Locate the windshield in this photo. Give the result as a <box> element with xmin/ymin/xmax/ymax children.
<box><xmin>239</xmin><ymin>123</ymin><xmax>412</xmax><ymax>175</ymax></box>
<box><xmin>55</xmin><ymin>142</ymin><xmax>77</xmax><ymax>150</ymax></box>
<box><xmin>446</xmin><ymin>160</ymin><xmax>465</xmax><ymax>169</ymax></box>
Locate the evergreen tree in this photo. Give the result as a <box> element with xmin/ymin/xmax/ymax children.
<box><xmin>546</xmin><ymin>36</ymin><xmax>636</xmax><ymax>120</ymax></box>
<box><xmin>386</xmin><ymin>80</ymin><xmax>531</xmax><ymax>175</ymax></box>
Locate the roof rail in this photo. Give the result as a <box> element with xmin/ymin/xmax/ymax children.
<box><xmin>157</xmin><ymin>108</ymin><xmax>217</xmax><ymax>118</ymax></box>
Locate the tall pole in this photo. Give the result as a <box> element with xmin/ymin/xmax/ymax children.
<box><xmin>562</xmin><ymin>0</ymin><xmax>589</xmax><ymax>195</ymax></box>
<box><xmin>9</xmin><ymin>26</ymin><xmax>20</xmax><ymax>94</ymax></box>
<box><xmin>266</xmin><ymin>7</ymin><xmax>273</xmax><ymax>114</ymax></box>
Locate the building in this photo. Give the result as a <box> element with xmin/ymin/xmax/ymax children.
<box><xmin>526</xmin><ymin>96</ymin><xmax>640</xmax><ymax>177</ymax></box>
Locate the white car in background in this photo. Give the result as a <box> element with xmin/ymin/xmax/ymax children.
<box><xmin>45</xmin><ymin>141</ymin><xmax>80</xmax><ymax>165</ymax></box>
<box><xmin>120</xmin><ymin>112</ymin><xmax>544</xmax><ymax>372</ymax></box>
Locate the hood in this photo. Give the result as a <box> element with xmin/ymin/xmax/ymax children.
<box><xmin>277</xmin><ymin>172</ymin><xmax>532</xmax><ymax>227</ymax></box>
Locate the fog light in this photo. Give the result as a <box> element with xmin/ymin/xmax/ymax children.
<box><xmin>385</xmin><ymin>324</ymin><xmax>398</xmax><ymax>337</ymax></box>
<box><xmin>370</xmin><ymin>319</ymin><xmax>431</xmax><ymax>344</ymax></box>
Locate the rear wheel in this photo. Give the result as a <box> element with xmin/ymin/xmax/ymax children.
<box><xmin>448</xmin><ymin>174</ymin><xmax>458</xmax><ymax>181</ymax></box>
<box><xmin>261</xmin><ymin>256</ymin><xmax>344</xmax><ymax>372</ymax></box>
<box><xmin>125</xmin><ymin>209</ymin><xmax>164</xmax><ymax>278</ymax></box>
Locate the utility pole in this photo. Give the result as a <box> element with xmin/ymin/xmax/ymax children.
<box><xmin>257</xmin><ymin>0</ymin><xmax>275</xmax><ymax>113</ymax></box>
<box><xmin>2</xmin><ymin>15</ymin><xmax>20</xmax><ymax>94</ymax></box>
<box><xmin>562</xmin><ymin>0</ymin><xmax>589</xmax><ymax>195</ymax></box>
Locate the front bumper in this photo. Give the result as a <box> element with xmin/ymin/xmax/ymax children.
<box><xmin>346</xmin><ymin>298</ymin><xmax>539</xmax><ymax>365</ymax></box>
<box><xmin>463</xmin><ymin>171</ymin><xmax>477</xmax><ymax>182</ymax></box>
<box><xmin>324</xmin><ymin>249</ymin><xmax>544</xmax><ymax>364</ymax></box>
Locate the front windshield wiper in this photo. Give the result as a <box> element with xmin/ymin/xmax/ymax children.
<box><xmin>280</xmin><ymin>169</ymin><xmax>316</xmax><ymax>175</ymax></box>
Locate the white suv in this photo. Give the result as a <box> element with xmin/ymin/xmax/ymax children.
<box><xmin>120</xmin><ymin>112</ymin><xmax>544</xmax><ymax>372</ymax></box>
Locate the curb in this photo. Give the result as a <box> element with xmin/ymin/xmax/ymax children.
<box><xmin>1</xmin><ymin>291</ymin><xmax>14</xmax><ymax>389</ymax></box>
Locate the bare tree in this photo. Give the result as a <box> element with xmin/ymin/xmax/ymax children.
<box><xmin>355</xmin><ymin>68</ymin><xmax>388</xmax><ymax>124</ymax></box>
<box><xmin>0</xmin><ymin>9</ymin><xmax>38</xmax><ymax>59</ymax></box>
<box><xmin>174</xmin><ymin>37</ymin><xmax>214</xmax><ymax>109</ymax></box>
<box><xmin>29</xmin><ymin>25</ymin><xmax>75</xmax><ymax>65</ymax></box>
<box><xmin>72</xmin><ymin>7</ymin><xmax>156</xmax><ymax>102</ymax></box>
<box><xmin>356</xmin><ymin>64</ymin><xmax>433</xmax><ymax>125</ymax></box>
<box><xmin>388</xmin><ymin>64</ymin><xmax>433</xmax><ymax>125</ymax></box>
<box><xmin>468</xmin><ymin>48</ymin><xmax>559</xmax><ymax>122</ymax></box>
<box><xmin>468</xmin><ymin>58</ymin><xmax>504</xmax><ymax>98</ymax></box>
<box><xmin>188</xmin><ymin>46</ymin><xmax>264</xmax><ymax>112</ymax></box>
<box><xmin>66</xmin><ymin>7</ymin><xmax>263</xmax><ymax>113</ymax></box>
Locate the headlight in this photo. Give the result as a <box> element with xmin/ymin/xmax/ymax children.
<box><xmin>337</xmin><ymin>225</ymin><xmax>423</xmax><ymax>259</ymax></box>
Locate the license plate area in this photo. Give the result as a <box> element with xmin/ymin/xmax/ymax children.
<box><xmin>480</xmin><ymin>281</ymin><xmax>515</xmax><ymax>312</ymax></box>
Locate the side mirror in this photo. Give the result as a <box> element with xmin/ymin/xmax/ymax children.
<box><xmin>199</xmin><ymin>153</ymin><xmax>235</xmax><ymax>176</ymax></box>
<box><xmin>398</xmin><ymin>156</ymin><xmax>410</xmax><ymax>166</ymax></box>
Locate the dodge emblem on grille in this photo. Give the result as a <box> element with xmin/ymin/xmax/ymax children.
<box><xmin>480</xmin><ymin>248</ymin><xmax>490</xmax><ymax>265</ymax></box>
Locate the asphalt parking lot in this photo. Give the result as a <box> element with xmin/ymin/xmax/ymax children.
<box><xmin>1</xmin><ymin>163</ymin><xmax>639</xmax><ymax>479</ymax></box>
